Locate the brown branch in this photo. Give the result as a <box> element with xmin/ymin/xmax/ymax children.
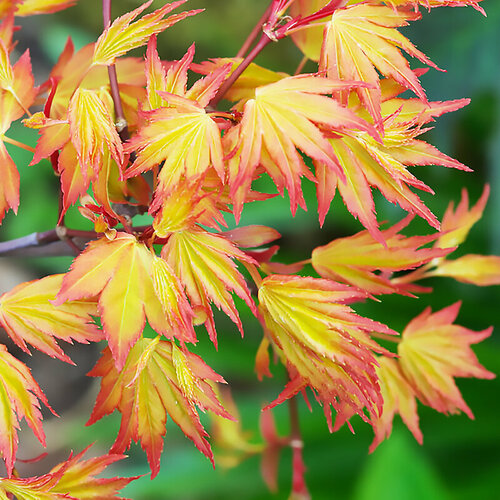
<box><xmin>0</xmin><ymin>224</ymin><xmax>155</xmax><ymax>258</ymax></box>
<box><xmin>0</xmin><ymin>229</ymin><xmax>93</xmax><ymax>257</ymax></box>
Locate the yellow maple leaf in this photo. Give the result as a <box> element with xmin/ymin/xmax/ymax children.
<box><xmin>92</xmin><ymin>0</ymin><xmax>201</xmax><ymax>67</ymax></box>
<box><xmin>430</xmin><ymin>254</ymin><xmax>500</xmax><ymax>286</ymax></box>
<box><xmin>68</xmin><ymin>87</ymin><xmax>124</xmax><ymax>173</ymax></box>
<box><xmin>435</xmin><ymin>184</ymin><xmax>489</xmax><ymax>250</ymax></box>
<box><xmin>0</xmin><ymin>345</ymin><xmax>55</xmax><ymax>476</ymax></box>
<box><xmin>0</xmin><ymin>274</ymin><xmax>100</xmax><ymax>363</ymax></box>
<box><xmin>370</xmin><ymin>356</ymin><xmax>422</xmax><ymax>452</ymax></box>
<box><xmin>320</xmin><ymin>3</ymin><xmax>439</xmax><ymax>126</ymax></box>
<box><xmin>399</xmin><ymin>302</ymin><xmax>494</xmax><ymax>418</ymax></box>
<box><xmin>312</xmin><ymin>217</ymin><xmax>452</xmax><ymax>294</ymax></box>
<box><xmin>124</xmin><ymin>104</ymin><xmax>225</xmax><ymax>196</ymax></box>
<box><xmin>315</xmin><ymin>97</ymin><xmax>470</xmax><ymax>234</ymax></box>
<box><xmin>55</xmin><ymin>233</ymin><xmax>195</xmax><ymax>369</ymax></box>
<box><xmin>0</xmin><ymin>445</ymin><xmax>136</xmax><ymax>498</ymax></box>
<box><xmin>231</xmin><ymin>74</ymin><xmax>377</xmax><ymax>218</ymax></box>
<box><xmin>0</xmin><ymin>0</ymin><xmax>76</xmax><ymax>17</ymax></box>
<box><xmin>162</xmin><ymin>228</ymin><xmax>257</xmax><ymax>345</ymax></box>
<box><xmin>258</xmin><ymin>275</ymin><xmax>396</xmax><ymax>430</ymax></box>
<box><xmin>87</xmin><ymin>338</ymin><xmax>232</xmax><ymax>478</ymax></box>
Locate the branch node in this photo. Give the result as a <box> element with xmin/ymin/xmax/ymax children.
<box><xmin>55</xmin><ymin>225</ymin><xmax>68</xmax><ymax>240</ymax></box>
<box><xmin>115</xmin><ymin>118</ymin><xmax>128</xmax><ymax>133</ymax></box>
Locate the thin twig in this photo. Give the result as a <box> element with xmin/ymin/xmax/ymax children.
<box><xmin>103</xmin><ymin>0</ymin><xmax>129</xmax><ymax>142</ymax></box>
<box><xmin>288</xmin><ymin>394</ymin><xmax>310</xmax><ymax>499</ymax></box>
<box><xmin>236</xmin><ymin>2</ymin><xmax>274</xmax><ymax>58</ymax></box>
<box><xmin>208</xmin><ymin>33</ymin><xmax>272</xmax><ymax>109</ymax></box>
<box><xmin>0</xmin><ymin>230</ymin><xmax>91</xmax><ymax>257</ymax></box>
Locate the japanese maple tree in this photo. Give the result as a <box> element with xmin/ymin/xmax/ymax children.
<box><xmin>0</xmin><ymin>0</ymin><xmax>497</xmax><ymax>498</ymax></box>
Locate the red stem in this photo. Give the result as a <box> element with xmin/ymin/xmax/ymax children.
<box><xmin>208</xmin><ymin>33</ymin><xmax>272</xmax><ymax>109</ymax></box>
<box><xmin>236</xmin><ymin>2</ymin><xmax>274</xmax><ymax>58</ymax></box>
<box><xmin>288</xmin><ymin>395</ymin><xmax>310</xmax><ymax>499</ymax></box>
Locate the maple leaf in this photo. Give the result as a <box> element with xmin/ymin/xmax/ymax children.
<box><xmin>0</xmin><ymin>445</ymin><xmax>136</xmax><ymax>498</ymax></box>
<box><xmin>398</xmin><ymin>302</ymin><xmax>495</xmax><ymax>418</ymax></box>
<box><xmin>87</xmin><ymin>338</ymin><xmax>233</xmax><ymax>478</ymax></box>
<box><xmin>381</xmin><ymin>0</ymin><xmax>485</xmax><ymax>15</ymax></box>
<box><xmin>231</xmin><ymin>74</ymin><xmax>377</xmax><ymax>219</ymax></box>
<box><xmin>25</xmin><ymin>86</ymin><xmax>141</xmax><ymax>219</ymax></box>
<box><xmin>161</xmin><ymin>228</ymin><xmax>257</xmax><ymax>345</ymax></box>
<box><xmin>92</xmin><ymin>0</ymin><xmax>202</xmax><ymax>67</ymax></box>
<box><xmin>315</xmin><ymin>100</ymin><xmax>470</xmax><ymax>233</ymax></box>
<box><xmin>192</xmin><ymin>58</ymin><xmax>288</xmax><ymax>105</ymax></box>
<box><xmin>17</xmin><ymin>0</ymin><xmax>75</xmax><ymax>15</ymax></box>
<box><xmin>125</xmin><ymin>44</ymin><xmax>231</xmax><ymax>199</ymax></box>
<box><xmin>55</xmin><ymin>233</ymin><xmax>195</xmax><ymax>369</ymax></box>
<box><xmin>124</xmin><ymin>103</ymin><xmax>226</xmax><ymax>196</ymax></box>
<box><xmin>435</xmin><ymin>184</ymin><xmax>489</xmax><ymax>251</ymax></box>
<box><xmin>68</xmin><ymin>87</ymin><xmax>124</xmax><ymax>173</ymax></box>
<box><xmin>370</xmin><ymin>356</ymin><xmax>422</xmax><ymax>452</ymax></box>
<box><xmin>152</xmin><ymin>181</ymin><xmax>225</xmax><ymax>236</ymax></box>
<box><xmin>430</xmin><ymin>254</ymin><xmax>500</xmax><ymax>286</ymax></box>
<box><xmin>289</xmin><ymin>0</ymin><xmax>333</xmax><ymax>61</ymax></box>
<box><xmin>258</xmin><ymin>275</ymin><xmax>397</xmax><ymax>430</ymax></box>
<box><xmin>320</xmin><ymin>3</ymin><xmax>439</xmax><ymax>126</ymax></box>
<box><xmin>0</xmin><ymin>49</ymin><xmax>35</xmax><ymax>222</ymax></box>
<box><xmin>311</xmin><ymin>217</ymin><xmax>452</xmax><ymax>294</ymax></box>
<box><xmin>0</xmin><ymin>345</ymin><xmax>55</xmax><ymax>476</ymax></box>
<box><xmin>0</xmin><ymin>0</ymin><xmax>76</xmax><ymax>17</ymax></box>
<box><xmin>0</xmin><ymin>274</ymin><xmax>101</xmax><ymax>363</ymax></box>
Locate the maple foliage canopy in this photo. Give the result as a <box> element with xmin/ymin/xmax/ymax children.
<box><xmin>0</xmin><ymin>0</ymin><xmax>496</xmax><ymax>497</ymax></box>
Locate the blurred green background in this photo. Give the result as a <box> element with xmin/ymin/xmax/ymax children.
<box><xmin>1</xmin><ymin>0</ymin><xmax>499</xmax><ymax>498</ymax></box>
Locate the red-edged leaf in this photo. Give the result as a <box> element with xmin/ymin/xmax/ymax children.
<box><xmin>92</xmin><ymin>0</ymin><xmax>202</xmax><ymax>67</ymax></box>
<box><xmin>399</xmin><ymin>302</ymin><xmax>494</xmax><ymax>418</ymax></box>
<box><xmin>87</xmin><ymin>339</ymin><xmax>232</xmax><ymax>478</ymax></box>
<box><xmin>312</xmin><ymin>218</ymin><xmax>453</xmax><ymax>295</ymax></box>
<box><xmin>0</xmin><ymin>445</ymin><xmax>137</xmax><ymax>499</ymax></box>
<box><xmin>0</xmin><ymin>274</ymin><xmax>100</xmax><ymax>363</ymax></box>
<box><xmin>231</xmin><ymin>75</ymin><xmax>376</xmax><ymax>218</ymax></box>
<box><xmin>258</xmin><ymin>275</ymin><xmax>396</xmax><ymax>430</ymax></box>
<box><xmin>370</xmin><ymin>356</ymin><xmax>422</xmax><ymax>452</ymax></box>
<box><xmin>430</xmin><ymin>254</ymin><xmax>500</xmax><ymax>286</ymax></box>
<box><xmin>317</xmin><ymin>103</ymin><xmax>470</xmax><ymax>234</ymax></box>
<box><xmin>124</xmin><ymin>104</ymin><xmax>225</xmax><ymax>195</ymax></box>
<box><xmin>68</xmin><ymin>87</ymin><xmax>124</xmax><ymax>172</ymax></box>
<box><xmin>320</xmin><ymin>4</ymin><xmax>439</xmax><ymax>126</ymax></box>
<box><xmin>4</xmin><ymin>0</ymin><xmax>77</xmax><ymax>16</ymax></box>
<box><xmin>162</xmin><ymin>228</ymin><xmax>257</xmax><ymax>345</ymax></box>
<box><xmin>436</xmin><ymin>184</ymin><xmax>489</xmax><ymax>250</ymax></box>
<box><xmin>55</xmin><ymin>233</ymin><xmax>195</xmax><ymax>369</ymax></box>
<box><xmin>0</xmin><ymin>345</ymin><xmax>54</xmax><ymax>476</ymax></box>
